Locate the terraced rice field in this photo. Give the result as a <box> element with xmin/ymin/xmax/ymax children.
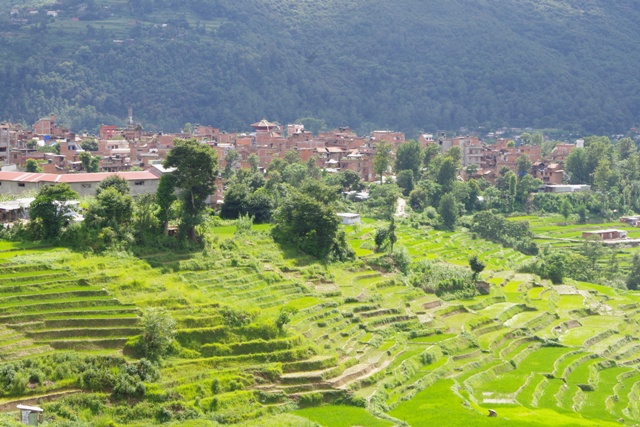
<box><xmin>2</xmin><ymin>218</ymin><xmax>640</xmax><ymax>426</ymax></box>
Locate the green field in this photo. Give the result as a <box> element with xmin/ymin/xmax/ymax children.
<box><xmin>1</xmin><ymin>216</ymin><xmax>640</xmax><ymax>425</ymax></box>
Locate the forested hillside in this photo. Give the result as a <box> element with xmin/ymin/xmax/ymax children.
<box><xmin>0</xmin><ymin>0</ymin><xmax>639</xmax><ymax>134</ymax></box>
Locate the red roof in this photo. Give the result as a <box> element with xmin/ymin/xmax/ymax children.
<box><xmin>0</xmin><ymin>171</ymin><xmax>158</xmax><ymax>184</ymax></box>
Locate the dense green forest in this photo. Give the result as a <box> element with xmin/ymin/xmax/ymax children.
<box><xmin>1</xmin><ymin>0</ymin><xmax>639</xmax><ymax>134</ymax></box>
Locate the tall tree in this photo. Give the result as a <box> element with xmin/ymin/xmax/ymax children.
<box><xmin>222</xmin><ymin>149</ymin><xmax>239</xmax><ymax>179</ymax></box>
<box><xmin>469</xmin><ymin>255</ymin><xmax>485</xmax><ymax>281</ymax></box>
<box><xmin>396</xmin><ymin>170</ymin><xmax>414</xmax><ymax>196</ymax></box>
<box><xmin>163</xmin><ymin>139</ymin><xmax>219</xmax><ymax>239</ymax></box>
<box><xmin>29</xmin><ymin>183</ymin><xmax>79</xmax><ymax>240</ymax></box>
<box><xmin>516</xmin><ymin>154</ymin><xmax>532</xmax><ymax>176</ymax></box>
<box><xmin>436</xmin><ymin>156</ymin><xmax>458</xmax><ymax>192</ymax></box>
<box><xmin>617</xmin><ymin>137</ymin><xmax>637</xmax><ymax>160</ymax></box>
<box><xmin>560</xmin><ymin>198</ymin><xmax>572</xmax><ymax>225</ymax></box>
<box><xmin>627</xmin><ymin>254</ymin><xmax>640</xmax><ymax>290</ymax></box>
<box><xmin>248</xmin><ymin>153</ymin><xmax>260</xmax><ymax>173</ymax></box>
<box><xmin>156</xmin><ymin>174</ymin><xmax>177</xmax><ymax>233</ymax></box>
<box><xmin>438</xmin><ymin>192</ymin><xmax>458</xmax><ymax>230</ymax></box>
<box><xmin>565</xmin><ymin>148</ymin><xmax>589</xmax><ymax>184</ymax></box>
<box><xmin>373</xmin><ymin>141</ymin><xmax>393</xmax><ymax>183</ymax></box>
<box><xmin>388</xmin><ymin>217</ymin><xmax>397</xmax><ymax>253</ymax></box>
<box><xmin>423</xmin><ymin>144</ymin><xmax>441</xmax><ymax>170</ymax></box>
<box><xmin>395</xmin><ymin>139</ymin><xmax>422</xmax><ymax>178</ymax></box>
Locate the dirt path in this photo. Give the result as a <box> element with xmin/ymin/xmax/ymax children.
<box><xmin>395</xmin><ymin>197</ymin><xmax>406</xmax><ymax>217</ymax></box>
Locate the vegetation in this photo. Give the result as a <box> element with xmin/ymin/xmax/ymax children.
<box><xmin>6</xmin><ymin>133</ymin><xmax>640</xmax><ymax>426</ymax></box>
<box><xmin>2</xmin><ymin>2</ymin><xmax>640</xmax><ymax>133</ymax></box>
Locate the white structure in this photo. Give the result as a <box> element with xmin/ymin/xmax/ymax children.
<box><xmin>337</xmin><ymin>213</ymin><xmax>361</xmax><ymax>225</ymax></box>
<box><xmin>17</xmin><ymin>404</ymin><xmax>43</xmax><ymax>425</ymax></box>
<box><xmin>544</xmin><ymin>184</ymin><xmax>591</xmax><ymax>193</ymax></box>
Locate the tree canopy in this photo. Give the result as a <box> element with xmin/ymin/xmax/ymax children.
<box><xmin>163</xmin><ymin>139</ymin><xmax>218</xmax><ymax>239</ymax></box>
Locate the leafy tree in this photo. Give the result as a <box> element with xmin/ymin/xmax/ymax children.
<box><xmin>282</xmin><ymin>163</ymin><xmax>308</xmax><ymax>187</ymax></box>
<box><xmin>448</xmin><ymin>146</ymin><xmax>462</xmax><ymax>164</ymax></box>
<box><xmin>284</xmin><ymin>150</ymin><xmax>300</xmax><ymax>164</ymax></box>
<box><xmin>469</xmin><ymin>255</ymin><xmax>485</xmax><ymax>281</ymax></box>
<box><xmin>395</xmin><ymin>139</ymin><xmax>422</xmax><ymax>178</ymax></box>
<box><xmin>409</xmin><ymin>188</ymin><xmax>428</xmax><ymax>213</ymax></box>
<box><xmin>80</xmin><ymin>151</ymin><xmax>99</xmax><ymax>172</ymax></box>
<box><xmin>508</xmin><ymin>173</ymin><xmax>517</xmax><ymax>212</ymax></box>
<box><xmin>332</xmin><ymin>169</ymin><xmax>363</xmax><ymax>192</ymax></box>
<box><xmin>516</xmin><ymin>154</ymin><xmax>532</xmax><ymax>176</ymax></box>
<box><xmin>156</xmin><ymin>174</ymin><xmax>177</xmax><ymax>233</ymax></box>
<box><xmin>617</xmin><ymin>137</ymin><xmax>637</xmax><ymax>160</ymax></box>
<box><xmin>300</xmin><ymin>179</ymin><xmax>339</xmax><ymax>205</ymax></box>
<box><xmin>220</xmin><ymin>183</ymin><xmax>249</xmax><ymax>220</ymax></box>
<box><xmin>222</xmin><ymin>149</ymin><xmax>239</xmax><ymax>179</ymax></box>
<box><xmin>438</xmin><ymin>192</ymin><xmax>458</xmax><ymax>230</ymax></box>
<box><xmin>138</xmin><ymin>308</ymin><xmax>176</xmax><ymax>361</ymax></box>
<box><xmin>25</xmin><ymin>159</ymin><xmax>42</xmax><ymax>173</ymax></box>
<box><xmin>542</xmin><ymin>251</ymin><xmax>565</xmax><ymax>284</ymax></box>
<box><xmin>272</xmin><ymin>191</ymin><xmax>339</xmax><ymax>259</ymax></box>
<box><xmin>306</xmin><ymin>156</ymin><xmax>321</xmax><ymax>180</ymax></box>
<box><xmin>29</xmin><ymin>183</ymin><xmax>79</xmax><ymax>240</ymax></box>
<box><xmin>81</xmin><ymin>139</ymin><xmax>99</xmax><ymax>151</ymax></box>
<box><xmin>248</xmin><ymin>153</ymin><xmax>260</xmax><ymax>173</ymax></box>
<box><xmin>531</xmin><ymin>132</ymin><xmax>544</xmax><ymax>146</ymax></box>
<box><xmin>560</xmin><ymin>198</ymin><xmax>572</xmax><ymax>225</ymax></box>
<box><xmin>565</xmin><ymin>148</ymin><xmax>589</xmax><ymax>184</ymax></box>
<box><xmin>627</xmin><ymin>254</ymin><xmax>640</xmax><ymax>290</ymax></box>
<box><xmin>163</xmin><ymin>139</ymin><xmax>219</xmax><ymax>239</ymax></box>
<box><xmin>576</xmin><ymin>203</ymin><xmax>587</xmax><ymax>223</ymax></box>
<box><xmin>520</xmin><ymin>132</ymin><xmax>532</xmax><ymax>145</ymax></box>
<box><xmin>246</xmin><ymin>188</ymin><xmax>275</xmax><ymax>223</ymax></box>
<box><xmin>388</xmin><ymin>217</ymin><xmax>397</xmax><ymax>253</ymax></box>
<box><xmin>581</xmin><ymin>235</ymin><xmax>605</xmax><ymax>270</ymax></box>
<box><xmin>367</xmin><ymin>183</ymin><xmax>400</xmax><ymax>219</ymax></box>
<box><xmin>515</xmin><ymin>174</ymin><xmax>542</xmax><ymax>208</ymax></box>
<box><xmin>423</xmin><ymin>144</ymin><xmax>441</xmax><ymax>169</ymax></box>
<box><xmin>374</xmin><ymin>226</ymin><xmax>389</xmax><ymax>251</ymax></box>
<box><xmin>396</xmin><ymin>170</ymin><xmax>414</xmax><ymax>196</ymax></box>
<box><xmin>86</xmin><ymin>187</ymin><xmax>134</xmax><ymax>231</ymax></box>
<box><xmin>373</xmin><ymin>141</ymin><xmax>393</xmax><ymax>182</ymax></box>
<box><xmin>436</xmin><ymin>156</ymin><xmax>458</xmax><ymax>192</ymax></box>
<box><xmin>276</xmin><ymin>307</ymin><xmax>298</xmax><ymax>332</ymax></box>
<box><xmin>97</xmin><ymin>175</ymin><xmax>130</xmax><ymax>196</ymax></box>
<box><xmin>132</xmin><ymin>193</ymin><xmax>160</xmax><ymax>241</ymax></box>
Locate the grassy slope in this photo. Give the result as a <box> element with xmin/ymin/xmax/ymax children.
<box><xmin>3</xmin><ymin>215</ymin><xmax>640</xmax><ymax>425</ymax></box>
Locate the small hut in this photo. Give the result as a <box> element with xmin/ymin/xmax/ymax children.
<box><xmin>17</xmin><ymin>404</ymin><xmax>43</xmax><ymax>425</ymax></box>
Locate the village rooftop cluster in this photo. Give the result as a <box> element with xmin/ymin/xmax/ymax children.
<box><xmin>0</xmin><ymin>115</ymin><xmax>588</xmax><ymax>203</ymax></box>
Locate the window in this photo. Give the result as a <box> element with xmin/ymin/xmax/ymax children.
<box><xmin>81</xmin><ymin>184</ymin><xmax>91</xmax><ymax>188</ymax></box>
<box><xmin>18</xmin><ymin>183</ymin><xmax>25</xmax><ymax>187</ymax></box>
<box><xmin>134</xmin><ymin>181</ymin><xmax>145</xmax><ymax>186</ymax></box>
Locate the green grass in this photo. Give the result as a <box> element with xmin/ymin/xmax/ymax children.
<box><xmin>391</xmin><ymin>379</ymin><xmax>620</xmax><ymax>427</ymax></box>
<box><xmin>294</xmin><ymin>406</ymin><xmax>393</xmax><ymax>427</ymax></box>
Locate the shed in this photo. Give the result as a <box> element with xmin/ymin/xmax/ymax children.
<box><xmin>17</xmin><ymin>404</ymin><xmax>43</xmax><ymax>425</ymax></box>
<box><xmin>0</xmin><ymin>198</ymin><xmax>34</xmax><ymax>223</ymax></box>
<box><xmin>337</xmin><ymin>213</ymin><xmax>361</xmax><ymax>225</ymax></box>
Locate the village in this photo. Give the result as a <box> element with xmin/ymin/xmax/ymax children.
<box><xmin>0</xmin><ymin>114</ymin><xmax>586</xmax><ymax>200</ymax></box>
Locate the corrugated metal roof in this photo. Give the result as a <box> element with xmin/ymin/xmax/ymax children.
<box><xmin>0</xmin><ymin>171</ymin><xmax>158</xmax><ymax>183</ymax></box>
